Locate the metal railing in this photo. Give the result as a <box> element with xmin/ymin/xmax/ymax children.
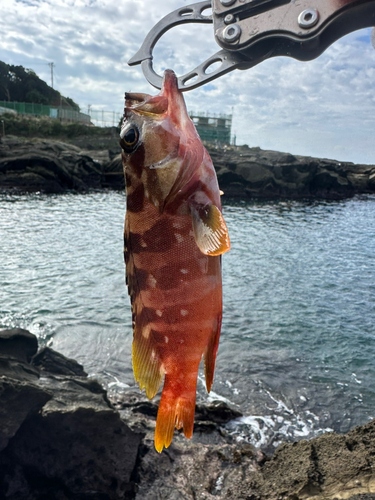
<box><xmin>87</xmin><ymin>109</ymin><xmax>123</xmax><ymax>127</ymax></box>
<box><xmin>0</xmin><ymin>101</ymin><xmax>90</xmax><ymax>124</ymax></box>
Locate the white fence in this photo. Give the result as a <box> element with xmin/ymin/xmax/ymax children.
<box><xmin>87</xmin><ymin>109</ymin><xmax>123</xmax><ymax>127</ymax></box>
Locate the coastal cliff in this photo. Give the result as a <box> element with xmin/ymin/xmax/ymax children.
<box><xmin>1</xmin><ymin>136</ymin><xmax>374</xmax><ymax>199</ymax></box>
<box><xmin>2</xmin><ymin>327</ymin><xmax>375</xmax><ymax>500</ymax></box>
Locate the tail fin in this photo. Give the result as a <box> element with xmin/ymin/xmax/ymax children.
<box><xmin>154</xmin><ymin>373</ymin><xmax>196</xmax><ymax>453</ymax></box>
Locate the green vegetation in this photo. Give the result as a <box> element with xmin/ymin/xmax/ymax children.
<box><xmin>0</xmin><ymin>112</ymin><xmax>119</xmax><ymax>139</ymax></box>
<box><xmin>0</xmin><ymin>61</ymin><xmax>79</xmax><ymax>110</ymax></box>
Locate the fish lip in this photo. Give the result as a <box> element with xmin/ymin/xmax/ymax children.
<box><xmin>161</xmin><ymin>69</ymin><xmax>178</xmax><ymax>93</ymax></box>
<box><xmin>125</xmin><ymin>92</ymin><xmax>147</xmax><ymax>107</ymax></box>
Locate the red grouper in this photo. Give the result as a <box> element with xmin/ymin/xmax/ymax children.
<box><xmin>120</xmin><ymin>70</ymin><xmax>230</xmax><ymax>453</ymax></box>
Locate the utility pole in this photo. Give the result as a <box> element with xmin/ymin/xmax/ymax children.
<box><xmin>48</xmin><ymin>62</ymin><xmax>55</xmax><ymax>88</ymax></box>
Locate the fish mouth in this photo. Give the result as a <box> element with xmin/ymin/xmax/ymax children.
<box><xmin>124</xmin><ymin>70</ymin><xmax>180</xmax><ymax>114</ymax></box>
<box><xmin>125</xmin><ymin>91</ymin><xmax>169</xmax><ymax>116</ymax></box>
<box><xmin>125</xmin><ymin>92</ymin><xmax>148</xmax><ymax>108</ymax></box>
<box><xmin>161</xmin><ymin>69</ymin><xmax>179</xmax><ymax>95</ymax></box>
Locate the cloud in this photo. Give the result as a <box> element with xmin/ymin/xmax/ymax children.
<box><xmin>0</xmin><ymin>0</ymin><xmax>375</xmax><ymax>163</ymax></box>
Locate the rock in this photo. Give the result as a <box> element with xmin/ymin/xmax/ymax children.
<box><xmin>244</xmin><ymin>419</ymin><xmax>375</xmax><ymax>500</ymax></box>
<box><xmin>32</xmin><ymin>346</ymin><xmax>87</xmax><ymax>377</ymax></box>
<box><xmin>0</xmin><ymin>379</ymin><xmax>51</xmax><ymax>454</ymax></box>
<box><xmin>209</xmin><ymin>146</ymin><xmax>373</xmax><ymax>199</ymax></box>
<box><xmin>0</xmin><ymin>328</ymin><xmax>143</xmax><ymax>499</ymax></box>
<box><xmin>0</xmin><ymin>137</ymin><xmax>104</xmax><ymax>193</ymax></box>
<box><xmin>194</xmin><ymin>400</ymin><xmax>243</xmax><ymax>424</ymax></box>
<box><xmin>102</xmin><ymin>153</ymin><xmax>124</xmax><ymax>190</ymax></box>
<box><xmin>0</xmin><ymin>329</ymin><xmax>51</xmax><ymax>453</ymax></box>
<box><xmin>1</xmin><ymin>137</ymin><xmax>374</xmax><ymax>198</ymax></box>
<box><xmin>97</xmin><ymin>145</ymin><xmax>375</xmax><ymax>199</ymax></box>
<box><xmin>0</xmin><ymin>328</ymin><xmax>38</xmax><ymax>363</ymax></box>
<box><xmin>3</xmin><ymin>327</ymin><xmax>375</xmax><ymax>499</ymax></box>
<box><xmin>131</xmin><ymin>414</ymin><xmax>375</xmax><ymax>500</ymax></box>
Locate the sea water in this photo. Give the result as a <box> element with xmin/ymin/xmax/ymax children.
<box><xmin>1</xmin><ymin>192</ymin><xmax>374</xmax><ymax>451</ymax></box>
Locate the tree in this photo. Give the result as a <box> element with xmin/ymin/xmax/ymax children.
<box><xmin>0</xmin><ymin>60</ymin><xmax>80</xmax><ymax>109</ymax></box>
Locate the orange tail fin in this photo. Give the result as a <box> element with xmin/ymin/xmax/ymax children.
<box><xmin>154</xmin><ymin>373</ymin><xmax>196</xmax><ymax>453</ymax></box>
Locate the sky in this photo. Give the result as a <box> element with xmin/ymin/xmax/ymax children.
<box><xmin>0</xmin><ymin>0</ymin><xmax>375</xmax><ymax>164</ymax></box>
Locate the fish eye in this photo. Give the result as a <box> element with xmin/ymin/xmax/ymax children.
<box><xmin>120</xmin><ymin>125</ymin><xmax>140</xmax><ymax>153</ymax></box>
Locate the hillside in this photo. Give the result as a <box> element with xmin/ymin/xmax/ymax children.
<box><xmin>0</xmin><ymin>60</ymin><xmax>79</xmax><ymax>110</ymax></box>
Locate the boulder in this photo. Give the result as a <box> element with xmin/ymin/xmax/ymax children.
<box><xmin>209</xmin><ymin>146</ymin><xmax>375</xmax><ymax>199</ymax></box>
<box><xmin>0</xmin><ymin>138</ymin><xmax>104</xmax><ymax>193</ymax></box>
<box><xmin>0</xmin><ymin>329</ymin><xmax>51</xmax><ymax>453</ymax></box>
<box><xmin>0</xmin><ymin>328</ymin><xmax>143</xmax><ymax>499</ymax></box>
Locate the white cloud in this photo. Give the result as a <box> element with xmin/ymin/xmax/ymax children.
<box><xmin>0</xmin><ymin>0</ymin><xmax>375</xmax><ymax>163</ymax></box>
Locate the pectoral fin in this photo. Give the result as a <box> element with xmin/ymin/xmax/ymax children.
<box><xmin>189</xmin><ymin>201</ymin><xmax>230</xmax><ymax>256</ymax></box>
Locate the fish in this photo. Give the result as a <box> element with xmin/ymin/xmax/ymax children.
<box><xmin>120</xmin><ymin>69</ymin><xmax>230</xmax><ymax>453</ymax></box>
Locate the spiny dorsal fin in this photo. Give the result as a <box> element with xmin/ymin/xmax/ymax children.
<box><xmin>190</xmin><ymin>203</ymin><xmax>230</xmax><ymax>256</ymax></box>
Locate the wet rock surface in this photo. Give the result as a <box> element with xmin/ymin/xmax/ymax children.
<box><xmin>1</xmin><ymin>136</ymin><xmax>375</xmax><ymax>198</ymax></box>
<box><xmin>1</xmin><ymin>327</ymin><xmax>375</xmax><ymax>499</ymax></box>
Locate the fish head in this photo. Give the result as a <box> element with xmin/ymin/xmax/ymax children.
<box><xmin>120</xmin><ymin>70</ymin><xmax>202</xmax><ymax>211</ymax></box>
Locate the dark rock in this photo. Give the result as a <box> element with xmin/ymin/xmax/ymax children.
<box><xmin>4</xmin><ymin>407</ymin><xmax>141</xmax><ymax>499</ymax></box>
<box><xmin>32</xmin><ymin>346</ymin><xmax>87</xmax><ymax>377</ymax></box>
<box><xmin>0</xmin><ymin>329</ymin><xmax>52</xmax><ymax>453</ymax></box>
<box><xmin>195</xmin><ymin>400</ymin><xmax>242</xmax><ymax>424</ymax></box>
<box><xmin>105</xmin><ymin>145</ymin><xmax>375</xmax><ymax>199</ymax></box>
<box><xmin>102</xmin><ymin>154</ymin><xmax>124</xmax><ymax>190</ymax></box>
<box><xmin>2</xmin><ymin>137</ymin><xmax>374</xmax><ymax>198</ymax></box>
<box><xmin>0</xmin><ymin>328</ymin><xmax>38</xmax><ymax>362</ymax></box>
<box><xmin>208</xmin><ymin>145</ymin><xmax>375</xmax><ymax>200</ymax></box>
<box><xmin>0</xmin><ymin>378</ymin><xmax>51</xmax><ymax>453</ymax></box>
<box><xmin>131</xmin><ymin>415</ymin><xmax>375</xmax><ymax>500</ymax></box>
<box><xmin>3</xmin><ymin>327</ymin><xmax>375</xmax><ymax>499</ymax></box>
<box><xmin>0</xmin><ymin>328</ymin><xmax>143</xmax><ymax>499</ymax></box>
<box><xmin>0</xmin><ymin>138</ymin><xmax>104</xmax><ymax>193</ymax></box>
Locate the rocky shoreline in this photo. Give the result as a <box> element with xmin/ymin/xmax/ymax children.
<box><xmin>1</xmin><ymin>136</ymin><xmax>374</xmax><ymax>199</ymax></box>
<box><xmin>1</xmin><ymin>327</ymin><xmax>375</xmax><ymax>500</ymax></box>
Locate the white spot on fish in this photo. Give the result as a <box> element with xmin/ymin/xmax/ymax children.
<box><xmin>156</xmin><ymin>310</ymin><xmax>163</xmax><ymax>317</ymax></box>
<box><xmin>142</xmin><ymin>325</ymin><xmax>151</xmax><ymax>339</ymax></box>
<box><xmin>180</xmin><ymin>309</ymin><xmax>188</xmax><ymax>316</ymax></box>
<box><xmin>140</xmin><ymin>240</ymin><xmax>147</xmax><ymax>248</ymax></box>
<box><xmin>175</xmin><ymin>233</ymin><xmax>184</xmax><ymax>243</ymax></box>
<box><xmin>164</xmin><ymin>336</ymin><xmax>169</xmax><ymax>344</ymax></box>
<box><xmin>180</xmin><ymin>269</ymin><xmax>188</xmax><ymax>274</ymax></box>
<box><xmin>148</xmin><ymin>275</ymin><xmax>157</xmax><ymax>288</ymax></box>
<box><xmin>173</xmin><ymin>221</ymin><xmax>184</xmax><ymax>229</ymax></box>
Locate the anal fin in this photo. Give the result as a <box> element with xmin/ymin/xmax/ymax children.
<box><xmin>132</xmin><ymin>327</ymin><xmax>164</xmax><ymax>400</ymax></box>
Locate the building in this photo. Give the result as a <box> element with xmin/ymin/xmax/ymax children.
<box><xmin>189</xmin><ymin>112</ymin><xmax>232</xmax><ymax>145</ymax></box>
